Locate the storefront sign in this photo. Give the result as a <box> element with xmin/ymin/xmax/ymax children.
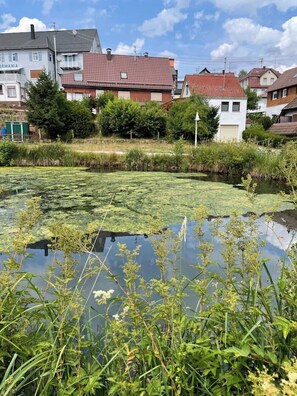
<box><xmin>0</xmin><ymin>63</ymin><xmax>18</xmax><ymax>69</ymax></box>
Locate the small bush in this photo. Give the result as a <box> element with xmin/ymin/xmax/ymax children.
<box><xmin>125</xmin><ymin>148</ymin><xmax>149</xmax><ymax>170</ymax></box>
<box><xmin>243</xmin><ymin>124</ymin><xmax>285</xmax><ymax>147</ymax></box>
<box><xmin>0</xmin><ymin>140</ymin><xmax>17</xmax><ymax>166</ymax></box>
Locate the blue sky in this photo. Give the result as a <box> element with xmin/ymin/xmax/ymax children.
<box><xmin>1</xmin><ymin>0</ymin><xmax>297</xmax><ymax>78</ymax></box>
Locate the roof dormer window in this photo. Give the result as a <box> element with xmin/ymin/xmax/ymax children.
<box><xmin>120</xmin><ymin>72</ymin><xmax>128</xmax><ymax>79</ymax></box>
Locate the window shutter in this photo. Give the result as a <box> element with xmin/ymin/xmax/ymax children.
<box><xmin>9</xmin><ymin>53</ymin><xmax>12</xmax><ymax>62</ymax></box>
<box><xmin>39</xmin><ymin>52</ymin><xmax>42</xmax><ymax>61</ymax></box>
<box><xmin>29</xmin><ymin>53</ymin><xmax>32</xmax><ymax>61</ymax></box>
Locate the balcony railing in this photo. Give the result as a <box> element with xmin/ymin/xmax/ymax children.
<box><xmin>60</xmin><ymin>61</ymin><xmax>81</xmax><ymax>70</ymax></box>
<box><xmin>0</xmin><ymin>73</ymin><xmax>27</xmax><ymax>84</ymax></box>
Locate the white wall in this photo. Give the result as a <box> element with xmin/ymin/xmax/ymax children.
<box><xmin>266</xmin><ymin>103</ymin><xmax>286</xmax><ymax>117</ymax></box>
<box><xmin>209</xmin><ymin>97</ymin><xmax>247</xmax><ymax>141</ymax></box>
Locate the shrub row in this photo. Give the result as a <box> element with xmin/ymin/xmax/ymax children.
<box><xmin>0</xmin><ymin>140</ymin><xmax>293</xmax><ymax>180</ymax></box>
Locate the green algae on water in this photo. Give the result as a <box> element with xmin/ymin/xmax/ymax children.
<box><xmin>0</xmin><ymin>167</ymin><xmax>293</xmax><ymax>245</ymax></box>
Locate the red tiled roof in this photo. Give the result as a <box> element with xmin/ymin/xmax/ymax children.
<box><xmin>244</xmin><ymin>67</ymin><xmax>280</xmax><ymax>79</ymax></box>
<box><xmin>267</xmin><ymin>66</ymin><xmax>297</xmax><ymax>92</ymax></box>
<box><xmin>186</xmin><ymin>73</ymin><xmax>245</xmax><ymax>98</ymax></box>
<box><xmin>61</xmin><ymin>53</ymin><xmax>174</xmax><ymax>91</ymax></box>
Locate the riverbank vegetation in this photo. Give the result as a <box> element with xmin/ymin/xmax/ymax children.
<box><xmin>0</xmin><ymin>181</ymin><xmax>297</xmax><ymax>394</ymax></box>
<box><xmin>1</xmin><ymin>138</ymin><xmax>296</xmax><ymax>181</ymax></box>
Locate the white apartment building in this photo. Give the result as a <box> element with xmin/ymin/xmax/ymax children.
<box><xmin>0</xmin><ymin>25</ymin><xmax>101</xmax><ymax>106</ymax></box>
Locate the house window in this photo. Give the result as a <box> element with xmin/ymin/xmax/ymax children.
<box><xmin>30</xmin><ymin>52</ymin><xmax>42</xmax><ymax>61</ymax></box>
<box><xmin>271</xmin><ymin>78</ymin><xmax>275</xmax><ymax>83</ymax></box>
<box><xmin>74</xmin><ymin>73</ymin><xmax>83</xmax><ymax>81</ymax></box>
<box><xmin>74</xmin><ymin>93</ymin><xmax>83</xmax><ymax>101</ymax></box>
<box><xmin>0</xmin><ymin>84</ymin><xmax>3</xmax><ymax>95</ymax></box>
<box><xmin>282</xmin><ymin>88</ymin><xmax>288</xmax><ymax>98</ymax></box>
<box><xmin>0</xmin><ymin>52</ymin><xmax>4</xmax><ymax>62</ymax></box>
<box><xmin>48</xmin><ymin>52</ymin><xmax>52</xmax><ymax>62</ymax></box>
<box><xmin>221</xmin><ymin>101</ymin><xmax>229</xmax><ymax>111</ymax></box>
<box><xmin>232</xmin><ymin>102</ymin><xmax>240</xmax><ymax>112</ymax></box>
<box><xmin>120</xmin><ymin>72</ymin><xmax>128</xmax><ymax>79</ymax></box>
<box><xmin>64</xmin><ymin>55</ymin><xmax>77</xmax><ymax>67</ymax></box>
<box><xmin>272</xmin><ymin>91</ymin><xmax>278</xmax><ymax>100</ymax></box>
<box><xmin>11</xmin><ymin>53</ymin><xmax>18</xmax><ymax>62</ymax></box>
<box><xmin>118</xmin><ymin>91</ymin><xmax>130</xmax><ymax>99</ymax></box>
<box><xmin>151</xmin><ymin>92</ymin><xmax>162</xmax><ymax>102</ymax></box>
<box><xmin>263</xmin><ymin>77</ymin><xmax>267</xmax><ymax>84</ymax></box>
<box><xmin>7</xmin><ymin>86</ymin><xmax>17</xmax><ymax>98</ymax></box>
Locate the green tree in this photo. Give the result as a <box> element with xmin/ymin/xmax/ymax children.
<box><xmin>244</xmin><ymin>86</ymin><xmax>259</xmax><ymax>110</ymax></box>
<box><xmin>136</xmin><ymin>102</ymin><xmax>167</xmax><ymax>139</ymax></box>
<box><xmin>64</xmin><ymin>100</ymin><xmax>94</xmax><ymax>139</ymax></box>
<box><xmin>238</xmin><ymin>69</ymin><xmax>248</xmax><ymax>79</ymax></box>
<box><xmin>26</xmin><ymin>71</ymin><xmax>69</xmax><ymax>139</ymax></box>
<box><xmin>167</xmin><ymin>95</ymin><xmax>219</xmax><ymax>141</ymax></box>
<box><xmin>96</xmin><ymin>91</ymin><xmax>116</xmax><ymax>110</ymax></box>
<box><xmin>98</xmin><ymin>98</ymin><xmax>141</xmax><ymax>138</ymax></box>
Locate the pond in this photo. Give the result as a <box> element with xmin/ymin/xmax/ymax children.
<box><xmin>0</xmin><ymin>167</ymin><xmax>296</xmax><ymax>307</ymax></box>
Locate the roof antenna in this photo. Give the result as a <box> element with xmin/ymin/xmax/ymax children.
<box><xmin>134</xmin><ymin>45</ymin><xmax>137</xmax><ymax>61</ymax></box>
<box><xmin>222</xmin><ymin>57</ymin><xmax>227</xmax><ymax>90</ymax></box>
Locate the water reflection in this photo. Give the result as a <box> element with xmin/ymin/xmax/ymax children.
<box><xmin>2</xmin><ymin>211</ymin><xmax>293</xmax><ymax>310</ymax></box>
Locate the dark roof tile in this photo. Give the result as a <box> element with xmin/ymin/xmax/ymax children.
<box><xmin>267</xmin><ymin>66</ymin><xmax>297</xmax><ymax>92</ymax></box>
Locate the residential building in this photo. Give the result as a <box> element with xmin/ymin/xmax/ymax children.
<box><xmin>266</xmin><ymin>66</ymin><xmax>297</xmax><ymax>118</ymax></box>
<box><xmin>240</xmin><ymin>67</ymin><xmax>280</xmax><ymax>113</ymax></box>
<box><xmin>181</xmin><ymin>72</ymin><xmax>247</xmax><ymax>141</ymax></box>
<box><xmin>0</xmin><ymin>24</ymin><xmax>101</xmax><ymax>106</ymax></box>
<box><xmin>61</xmin><ymin>50</ymin><xmax>175</xmax><ymax>104</ymax></box>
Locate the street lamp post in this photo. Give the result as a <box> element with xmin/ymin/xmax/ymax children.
<box><xmin>53</xmin><ymin>32</ymin><xmax>58</xmax><ymax>82</ymax></box>
<box><xmin>195</xmin><ymin>111</ymin><xmax>200</xmax><ymax>148</ymax></box>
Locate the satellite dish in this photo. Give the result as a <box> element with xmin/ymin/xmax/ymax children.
<box><xmin>72</xmin><ymin>30</ymin><xmax>77</xmax><ymax>37</ymax></box>
<box><xmin>56</xmin><ymin>56</ymin><xmax>62</xmax><ymax>62</ymax></box>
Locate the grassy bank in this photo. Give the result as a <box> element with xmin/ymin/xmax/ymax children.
<box><xmin>1</xmin><ymin>197</ymin><xmax>297</xmax><ymax>395</ymax></box>
<box><xmin>0</xmin><ymin>139</ymin><xmax>291</xmax><ymax>180</ymax></box>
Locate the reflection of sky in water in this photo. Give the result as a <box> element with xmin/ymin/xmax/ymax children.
<box><xmin>1</xmin><ymin>215</ymin><xmax>295</xmax><ymax>312</ymax></box>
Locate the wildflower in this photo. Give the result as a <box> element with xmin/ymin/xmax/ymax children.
<box><xmin>112</xmin><ymin>313</ymin><xmax>120</xmax><ymax>321</ymax></box>
<box><xmin>122</xmin><ymin>306</ymin><xmax>129</xmax><ymax>316</ymax></box>
<box><xmin>93</xmin><ymin>289</ymin><xmax>114</xmax><ymax>304</ymax></box>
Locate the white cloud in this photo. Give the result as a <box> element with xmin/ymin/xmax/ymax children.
<box><xmin>211</xmin><ymin>43</ymin><xmax>237</xmax><ymax>59</ymax></box>
<box><xmin>163</xmin><ymin>0</ymin><xmax>190</xmax><ymax>8</ymax></box>
<box><xmin>41</xmin><ymin>0</ymin><xmax>56</xmax><ymax>15</ymax></box>
<box><xmin>211</xmin><ymin>16</ymin><xmax>297</xmax><ymax>64</ymax></box>
<box><xmin>0</xmin><ymin>13</ymin><xmax>16</xmax><ymax>31</ymax></box>
<box><xmin>276</xmin><ymin>17</ymin><xmax>297</xmax><ymax>55</ymax></box>
<box><xmin>3</xmin><ymin>17</ymin><xmax>47</xmax><ymax>32</ymax></box>
<box><xmin>114</xmin><ymin>38</ymin><xmax>145</xmax><ymax>55</ymax></box>
<box><xmin>159</xmin><ymin>49</ymin><xmax>180</xmax><ymax>69</ymax></box>
<box><xmin>224</xmin><ymin>18</ymin><xmax>282</xmax><ymax>46</ymax></box>
<box><xmin>139</xmin><ymin>8</ymin><xmax>187</xmax><ymax>37</ymax></box>
<box><xmin>209</xmin><ymin>0</ymin><xmax>297</xmax><ymax>12</ymax></box>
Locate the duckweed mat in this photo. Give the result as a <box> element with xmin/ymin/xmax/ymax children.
<box><xmin>0</xmin><ymin>167</ymin><xmax>293</xmax><ymax>245</ymax></box>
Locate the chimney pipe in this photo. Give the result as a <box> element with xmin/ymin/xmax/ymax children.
<box><xmin>30</xmin><ymin>24</ymin><xmax>35</xmax><ymax>40</ymax></box>
<box><xmin>106</xmin><ymin>48</ymin><xmax>112</xmax><ymax>61</ymax></box>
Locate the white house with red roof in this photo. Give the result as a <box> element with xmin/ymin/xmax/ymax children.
<box><xmin>181</xmin><ymin>72</ymin><xmax>247</xmax><ymax>142</ymax></box>
<box><xmin>240</xmin><ymin>67</ymin><xmax>280</xmax><ymax>113</ymax></box>
<box><xmin>61</xmin><ymin>50</ymin><xmax>175</xmax><ymax>104</ymax></box>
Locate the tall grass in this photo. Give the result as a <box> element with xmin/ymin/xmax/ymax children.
<box><xmin>1</xmin><ymin>172</ymin><xmax>297</xmax><ymax>394</ymax></box>
<box><xmin>0</xmin><ymin>139</ymin><xmax>293</xmax><ymax>181</ymax></box>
